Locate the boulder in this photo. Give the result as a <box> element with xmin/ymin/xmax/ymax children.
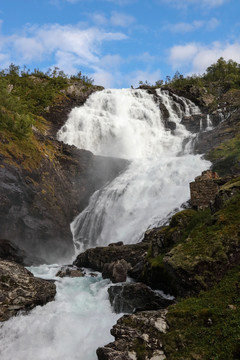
<box><xmin>56</xmin><ymin>267</ymin><xmax>84</xmax><ymax>278</ymax></box>
<box><xmin>108</xmin><ymin>283</ymin><xmax>174</xmax><ymax>313</ymax></box>
<box><xmin>0</xmin><ymin>239</ymin><xmax>44</xmax><ymax>266</ymax></box>
<box><xmin>103</xmin><ymin>259</ymin><xmax>132</xmax><ymax>283</ymax></box>
<box><xmin>97</xmin><ymin>310</ymin><xmax>168</xmax><ymax>360</ymax></box>
<box><xmin>0</xmin><ymin>260</ymin><xmax>56</xmax><ymax>322</ymax></box>
<box><xmin>190</xmin><ymin>170</ymin><xmax>220</xmax><ymax>210</ymax></box>
<box><xmin>73</xmin><ymin>242</ymin><xmax>148</xmax><ymax>273</ymax></box>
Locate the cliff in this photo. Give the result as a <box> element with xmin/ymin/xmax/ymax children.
<box><xmin>0</xmin><ymin>76</ymin><xmax>127</xmax><ymax>263</ymax></box>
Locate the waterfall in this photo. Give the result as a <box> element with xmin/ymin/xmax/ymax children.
<box><xmin>0</xmin><ymin>88</ymin><xmax>211</xmax><ymax>360</ymax></box>
<box><xmin>206</xmin><ymin>114</ymin><xmax>213</xmax><ymax>131</ymax></box>
<box><xmin>58</xmin><ymin>89</ymin><xmax>210</xmax><ymax>252</ymax></box>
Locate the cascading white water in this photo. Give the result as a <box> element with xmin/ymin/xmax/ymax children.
<box><xmin>58</xmin><ymin>88</ymin><xmax>210</xmax><ymax>252</ymax></box>
<box><xmin>0</xmin><ymin>88</ymin><xmax>211</xmax><ymax>360</ymax></box>
<box><xmin>0</xmin><ymin>266</ymin><xmax>121</xmax><ymax>360</ymax></box>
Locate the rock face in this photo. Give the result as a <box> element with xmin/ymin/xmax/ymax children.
<box><xmin>103</xmin><ymin>259</ymin><xmax>132</xmax><ymax>283</ymax></box>
<box><xmin>0</xmin><ymin>260</ymin><xmax>56</xmax><ymax>322</ymax></box>
<box><xmin>194</xmin><ymin>107</ymin><xmax>240</xmax><ymax>157</ymax></box>
<box><xmin>42</xmin><ymin>83</ymin><xmax>104</xmax><ymax>137</ymax></box>
<box><xmin>0</xmin><ymin>137</ymin><xmax>127</xmax><ymax>264</ymax></box>
<box><xmin>108</xmin><ymin>283</ymin><xmax>174</xmax><ymax>313</ymax></box>
<box><xmin>190</xmin><ymin>170</ymin><xmax>220</xmax><ymax>209</ymax></box>
<box><xmin>73</xmin><ymin>242</ymin><xmax>148</xmax><ymax>276</ymax></box>
<box><xmin>97</xmin><ymin>310</ymin><xmax>168</xmax><ymax>360</ymax></box>
<box><xmin>0</xmin><ymin>239</ymin><xmax>41</xmax><ymax>266</ymax></box>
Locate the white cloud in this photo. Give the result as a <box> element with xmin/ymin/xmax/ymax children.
<box><xmin>164</xmin><ymin>18</ymin><xmax>219</xmax><ymax>33</ymax></box>
<box><xmin>89</xmin><ymin>11</ymin><xmax>136</xmax><ymax>28</ymax></box>
<box><xmin>110</xmin><ymin>11</ymin><xmax>135</xmax><ymax>27</ymax></box>
<box><xmin>1</xmin><ymin>23</ymin><xmax>127</xmax><ymax>67</ymax></box>
<box><xmin>100</xmin><ymin>54</ymin><xmax>123</xmax><ymax>68</ymax></box>
<box><xmin>162</xmin><ymin>0</ymin><xmax>229</xmax><ymax>9</ymax></box>
<box><xmin>90</xmin><ymin>69</ymin><xmax>115</xmax><ymax>88</ymax></box>
<box><xmin>127</xmin><ymin>69</ymin><xmax>162</xmax><ymax>87</ymax></box>
<box><xmin>0</xmin><ymin>22</ymin><xmax>129</xmax><ymax>87</ymax></box>
<box><xmin>136</xmin><ymin>52</ymin><xmax>156</xmax><ymax>63</ymax></box>
<box><xmin>168</xmin><ymin>41</ymin><xmax>240</xmax><ymax>74</ymax></box>
<box><xmin>206</xmin><ymin>17</ymin><xmax>220</xmax><ymax>31</ymax></box>
<box><xmin>0</xmin><ymin>52</ymin><xmax>10</xmax><ymax>69</ymax></box>
<box><xmin>58</xmin><ymin>0</ymin><xmax>135</xmax><ymax>4</ymax></box>
<box><xmin>91</xmin><ymin>13</ymin><xmax>108</xmax><ymax>26</ymax></box>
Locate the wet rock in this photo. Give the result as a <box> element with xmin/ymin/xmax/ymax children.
<box><xmin>96</xmin><ymin>310</ymin><xmax>168</xmax><ymax>360</ymax></box>
<box><xmin>56</xmin><ymin>267</ymin><xmax>84</xmax><ymax>278</ymax></box>
<box><xmin>73</xmin><ymin>242</ymin><xmax>148</xmax><ymax>274</ymax></box>
<box><xmin>108</xmin><ymin>283</ymin><xmax>174</xmax><ymax>313</ymax></box>
<box><xmin>0</xmin><ymin>142</ymin><xmax>127</xmax><ymax>264</ymax></box>
<box><xmin>0</xmin><ymin>260</ymin><xmax>56</xmax><ymax>322</ymax></box>
<box><xmin>0</xmin><ymin>239</ymin><xmax>42</xmax><ymax>266</ymax></box>
<box><xmin>43</xmin><ymin>83</ymin><xmax>104</xmax><ymax>137</ymax></box>
<box><xmin>190</xmin><ymin>170</ymin><xmax>220</xmax><ymax>210</ymax></box>
<box><xmin>194</xmin><ymin>107</ymin><xmax>240</xmax><ymax>157</ymax></box>
<box><xmin>108</xmin><ymin>242</ymin><xmax>124</xmax><ymax>247</ymax></box>
<box><xmin>103</xmin><ymin>259</ymin><xmax>132</xmax><ymax>283</ymax></box>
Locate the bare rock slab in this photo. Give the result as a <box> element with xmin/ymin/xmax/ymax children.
<box><xmin>108</xmin><ymin>283</ymin><xmax>174</xmax><ymax>313</ymax></box>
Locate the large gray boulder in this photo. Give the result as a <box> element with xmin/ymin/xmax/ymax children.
<box><xmin>0</xmin><ymin>260</ymin><xmax>56</xmax><ymax>322</ymax></box>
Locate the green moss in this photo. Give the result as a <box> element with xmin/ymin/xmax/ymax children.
<box><xmin>220</xmin><ymin>176</ymin><xmax>240</xmax><ymax>190</ymax></box>
<box><xmin>133</xmin><ymin>338</ymin><xmax>149</xmax><ymax>360</ymax></box>
<box><xmin>163</xmin><ymin>266</ymin><xmax>240</xmax><ymax>360</ymax></box>
<box><xmin>207</xmin><ymin>135</ymin><xmax>240</xmax><ymax>176</ymax></box>
<box><xmin>148</xmin><ymin>254</ymin><xmax>165</xmax><ymax>268</ymax></box>
<box><xmin>167</xmin><ymin>193</ymin><xmax>240</xmax><ymax>272</ymax></box>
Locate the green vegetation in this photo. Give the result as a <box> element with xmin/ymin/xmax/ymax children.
<box><xmin>139</xmin><ymin>57</ymin><xmax>240</xmax><ymax>95</ymax></box>
<box><xmin>163</xmin><ymin>266</ymin><xmax>240</xmax><ymax>360</ymax></box>
<box><xmin>143</xmin><ymin>182</ymin><xmax>240</xmax><ymax>358</ymax></box>
<box><xmin>0</xmin><ymin>63</ymin><xmax>94</xmax><ymax>139</ymax></box>
<box><xmin>0</xmin><ymin>64</ymin><xmax>95</xmax><ymax>169</ymax></box>
<box><xmin>167</xmin><ymin>190</ymin><xmax>240</xmax><ymax>287</ymax></box>
<box><xmin>207</xmin><ymin>134</ymin><xmax>240</xmax><ymax>176</ymax></box>
<box><xmin>145</xmin><ymin>178</ymin><xmax>240</xmax><ymax>295</ymax></box>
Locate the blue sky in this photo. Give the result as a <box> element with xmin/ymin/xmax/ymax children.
<box><xmin>0</xmin><ymin>0</ymin><xmax>239</xmax><ymax>87</ymax></box>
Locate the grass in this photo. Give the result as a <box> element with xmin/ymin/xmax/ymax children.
<box><xmin>207</xmin><ymin>134</ymin><xmax>240</xmax><ymax>176</ymax></box>
<box><xmin>166</xmin><ymin>192</ymin><xmax>240</xmax><ymax>273</ymax></box>
<box><xmin>163</xmin><ymin>266</ymin><xmax>240</xmax><ymax>360</ymax></box>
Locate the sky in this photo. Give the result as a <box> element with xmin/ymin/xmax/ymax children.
<box><xmin>0</xmin><ymin>0</ymin><xmax>239</xmax><ymax>88</ymax></box>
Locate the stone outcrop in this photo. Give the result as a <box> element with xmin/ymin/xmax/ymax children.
<box><xmin>108</xmin><ymin>283</ymin><xmax>174</xmax><ymax>313</ymax></box>
<box><xmin>190</xmin><ymin>170</ymin><xmax>220</xmax><ymax>210</ymax></box>
<box><xmin>73</xmin><ymin>241</ymin><xmax>148</xmax><ymax>275</ymax></box>
<box><xmin>0</xmin><ymin>260</ymin><xmax>56</xmax><ymax>322</ymax></box>
<box><xmin>180</xmin><ymin>113</ymin><xmax>221</xmax><ymax>133</ymax></box>
<box><xmin>56</xmin><ymin>266</ymin><xmax>84</xmax><ymax>278</ymax></box>
<box><xmin>103</xmin><ymin>259</ymin><xmax>132</xmax><ymax>283</ymax></box>
<box><xmin>42</xmin><ymin>83</ymin><xmax>104</xmax><ymax>137</ymax></box>
<box><xmin>97</xmin><ymin>310</ymin><xmax>168</xmax><ymax>360</ymax></box>
<box><xmin>194</xmin><ymin>107</ymin><xmax>240</xmax><ymax>159</ymax></box>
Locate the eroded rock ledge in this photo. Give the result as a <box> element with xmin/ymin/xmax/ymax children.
<box><xmin>97</xmin><ymin>310</ymin><xmax>168</xmax><ymax>360</ymax></box>
<box><xmin>0</xmin><ymin>260</ymin><xmax>56</xmax><ymax>322</ymax></box>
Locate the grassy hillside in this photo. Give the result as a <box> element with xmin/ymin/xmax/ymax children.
<box><xmin>0</xmin><ymin>64</ymin><xmax>95</xmax><ymax>170</ymax></box>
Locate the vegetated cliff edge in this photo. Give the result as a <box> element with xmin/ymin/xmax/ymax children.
<box><xmin>0</xmin><ymin>74</ymin><xmax>127</xmax><ymax>264</ymax></box>
<box><xmin>74</xmin><ymin>74</ymin><xmax>240</xmax><ymax>359</ymax></box>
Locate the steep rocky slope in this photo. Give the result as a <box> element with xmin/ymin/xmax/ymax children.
<box><xmin>0</xmin><ymin>81</ymin><xmax>127</xmax><ymax>263</ymax></box>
